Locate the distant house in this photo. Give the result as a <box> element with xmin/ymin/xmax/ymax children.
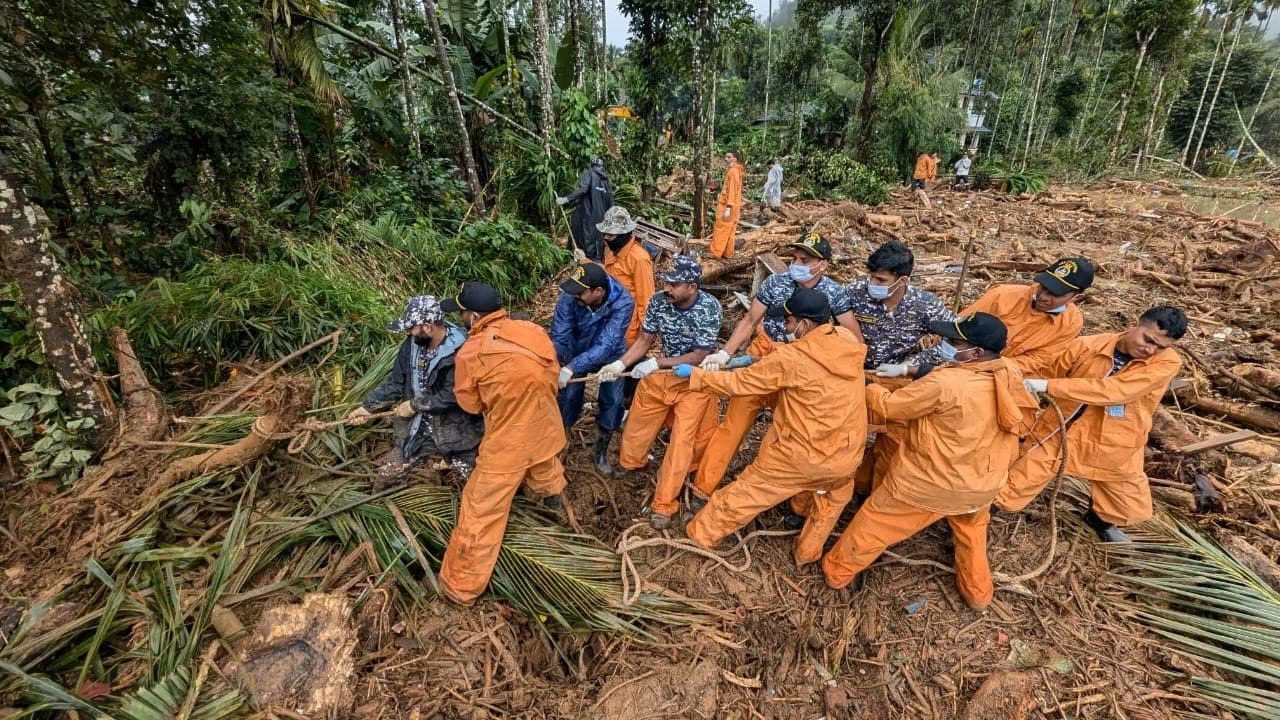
<box><xmin>957</xmin><ymin>79</ymin><xmax>999</xmax><ymax>152</ymax></box>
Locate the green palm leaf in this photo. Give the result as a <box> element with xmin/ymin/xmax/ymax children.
<box><xmin>1109</xmin><ymin>518</ymin><xmax>1280</xmax><ymax>719</ymax></box>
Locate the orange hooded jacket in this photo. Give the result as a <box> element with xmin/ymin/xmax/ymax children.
<box><xmin>865</xmin><ymin>358</ymin><xmax>1037</xmax><ymax>514</ymax></box>
<box><xmin>1032</xmin><ymin>332</ymin><xmax>1181</xmax><ymax>482</ymax></box>
<box><xmin>691</xmin><ymin>325</ymin><xmax>868</xmax><ymax>478</ymax></box>
<box><xmin>453</xmin><ymin>310</ymin><xmax>566</xmax><ymax>471</ymax></box>
<box><xmin>964</xmin><ymin>284</ymin><xmax>1084</xmax><ymax>375</ymax></box>
<box><xmin>604</xmin><ymin>240</ymin><xmax>655</xmax><ymax>345</ymax></box>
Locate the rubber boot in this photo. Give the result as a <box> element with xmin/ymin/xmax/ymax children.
<box><xmin>1083</xmin><ymin>508</ymin><xmax>1130</xmax><ymax>543</ymax></box>
<box><xmin>593</xmin><ymin>430</ymin><xmax>615</xmax><ymax>477</ymax></box>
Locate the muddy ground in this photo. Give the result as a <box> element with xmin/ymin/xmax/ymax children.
<box><xmin>3</xmin><ymin>180</ymin><xmax>1279</xmax><ymax>719</ymax></box>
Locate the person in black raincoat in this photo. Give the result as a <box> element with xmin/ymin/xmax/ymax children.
<box><xmin>557</xmin><ymin>157</ymin><xmax>613</xmax><ymax>261</ymax></box>
<box><xmin>346</xmin><ymin>295</ymin><xmax>484</xmax><ymax>489</ymax></box>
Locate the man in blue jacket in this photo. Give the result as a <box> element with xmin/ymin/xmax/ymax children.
<box><xmin>552</xmin><ymin>262</ymin><xmax>635</xmax><ymax>475</ymax></box>
<box><xmin>346</xmin><ymin>295</ymin><xmax>484</xmax><ymax>489</ymax></box>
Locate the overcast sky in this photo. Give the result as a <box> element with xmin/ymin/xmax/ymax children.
<box><xmin>603</xmin><ymin>0</ymin><xmax>777</xmax><ymax>48</ymax></box>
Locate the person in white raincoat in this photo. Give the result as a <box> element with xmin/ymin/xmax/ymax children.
<box><xmin>762</xmin><ymin>159</ymin><xmax>783</xmax><ymax>209</ymax></box>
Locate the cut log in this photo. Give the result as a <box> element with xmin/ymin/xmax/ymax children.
<box><xmin>1220</xmin><ymin>535</ymin><xmax>1280</xmax><ymax>593</ymax></box>
<box><xmin>865</xmin><ymin>213</ymin><xmax>903</xmax><ymax>227</ymax></box>
<box><xmin>106</xmin><ymin>328</ymin><xmax>168</xmax><ymax>455</ymax></box>
<box><xmin>1231</xmin><ymin>363</ymin><xmax>1280</xmax><ymax>395</ymax></box>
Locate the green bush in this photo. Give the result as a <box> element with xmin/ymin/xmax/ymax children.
<box><xmin>0</xmin><ymin>384</ymin><xmax>97</xmax><ymax>487</ymax></box>
<box><xmin>795</xmin><ymin>153</ymin><xmax>891</xmax><ymax>205</ymax></box>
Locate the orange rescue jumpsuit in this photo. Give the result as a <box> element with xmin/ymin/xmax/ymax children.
<box><xmin>994</xmin><ymin>332</ymin><xmax>1181</xmax><ymax>525</ymax></box>
<box><xmin>686</xmin><ymin>326</ymin><xmax>867</xmax><ymax>564</ymax></box>
<box><xmin>965</xmin><ymin>284</ymin><xmax>1083</xmax><ymax>376</ymax></box>
<box><xmin>913</xmin><ymin>154</ymin><xmax>933</xmax><ymax>182</ymax></box>
<box><xmin>692</xmin><ymin>331</ymin><xmax>778</xmax><ymax>499</ymax></box>
<box><xmin>619</xmin><ymin>374</ymin><xmax>718</xmax><ymax>517</ymax></box>
<box><xmin>823</xmin><ymin>359</ymin><xmax>1036</xmax><ymax>610</ymax></box>
<box><xmin>440</xmin><ymin>310</ymin><xmax>567</xmax><ymax>604</ymax></box>
<box><xmin>604</xmin><ymin>240</ymin><xmax>656</xmax><ymax>345</ymax></box>
<box><xmin>710</xmin><ymin>163</ymin><xmax>744</xmax><ymax>259</ymax></box>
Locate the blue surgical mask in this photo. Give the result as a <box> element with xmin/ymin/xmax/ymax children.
<box><xmin>789</xmin><ymin>263</ymin><xmax>815</xmax><ymax>283</ymax></box>
<box><xmin>867</xmin><ymin>278</ymin><xmax>900</xmax><ymax>301</ymax></box>
<box><xmin>938</xmin><ymin>339</ymin><xmax>959</xmax><ymax>363</ymax></box>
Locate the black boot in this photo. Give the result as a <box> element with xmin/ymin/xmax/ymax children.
<box><xmin>782</xmin><ymin>509</ymin><xmax>806</xmax><ymax>531</ymax></box>
<box><xmin>1083</xmin><ymin>508</ymin><xmax>1130</xmax><ymax>543</ymax></box>
<box><xmin>543</xmin><ymin>494</ymin><xmax>565</xmax><ymax>514</ymax></box>
<box><xmin>593</xmin><ymin>430</ymin><xmax>615</xmax><ymax>476</ymax></box>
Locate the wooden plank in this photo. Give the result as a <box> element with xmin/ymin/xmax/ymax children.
<box><xmin>752</xmin><ymin>252</ymin><xmax>788</xmax><ymax>296</ymax></box>
<box><xmin>1178</xmin><ymin>430</ymin><xmax>1259</xmax><ymax>455</ymax></box>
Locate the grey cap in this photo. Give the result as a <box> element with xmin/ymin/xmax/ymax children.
<box><xmin>596</xmin><ymin>205</ymin><xmax>637</xmax><ymax>235</ymax></box>
<box><xmin>388</xmin><ymin>295</ymin><xmax>444</xmax><ymax>332</ymax></box>
<box><xmin>658</xmin><ymin>255</ymin><xmax>703</xmax><ymax>284</ymax></box>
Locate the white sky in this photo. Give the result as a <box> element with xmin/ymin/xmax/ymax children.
<box><xmin>603</xmin><ymin>0</ymin><xmax>776</xmax><ymax>48</ymax></box>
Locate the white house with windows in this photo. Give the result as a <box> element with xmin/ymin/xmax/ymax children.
<box><xmin>957</xmin><ymin>79</ymin><xmax>999</xmax><ymax>152</ymax></box>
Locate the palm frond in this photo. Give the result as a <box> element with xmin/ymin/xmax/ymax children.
<box><xmin>250</xmin><ymin>481</ymin><xmax>707</xmax><ymax>633</ymax></box>
<box><xmin>1108</xmin><ymin>518</ymin><xmax>1280</xmax><ymax>719</ymax></box>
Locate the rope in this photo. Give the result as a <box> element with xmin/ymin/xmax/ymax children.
<box><xmin>253</xmin><ymin>409</ymin><xmax>399</xmax><ymax>454</ymax></box>
<box><xmin>613</xmin><ymin>402</ymin><xmax>1070</xmax><ymax>603</ymax></box>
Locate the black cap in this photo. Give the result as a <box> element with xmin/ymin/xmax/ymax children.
<box><xmin>765</xmin><ymin>287</ymin><xmax>832</xmax><ymax>322</ymax></box>
<box><xmin>441</xmin><ymin>281</ymin><xmax>503</xmax><ymax>313</ymax></box>
<box><xmin>787</xmin><ymin>231</ymin><xmax>833</xmax><ymax>261</ymax></box>
<box><xmin>1035</xmin><ymin>257</ymin><xmax>1094</xmax><ymax>296</ymax></box>
<box><xmin>929</xmin><ymin>312</ymin><xmax>1008</xmax><ymax>354</ymax></box>
<box><xmin>560</xmin><ymin>263</ymin><xmax>610</xmax><ymax>296</ymax></box>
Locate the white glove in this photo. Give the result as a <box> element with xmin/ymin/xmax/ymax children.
<box><xmin>555</xmin><ymin>196</ymin><xmax>569</xmax><ymax>206</ymax></box>
<box><xmin>722</xmin><ymin>207</ymin><xmax>731</xmax><ymax>220</ymax></box>
<box><xmin>631</xmin><ymin>358</ymin><xmax>660</xmax><ymax>379</ymax></box>
<box><xmin>597</xmin><ymin>360</ymin><xmax>626</xmax><ymax>383</ymax></box>
<box><xmin>1024</xmin><ymin>379</ymin><xmax>1049</xmax><ymax>394</ymax></box>
<box><xmin>701</xmin><ymin>350</ymin><xmax>731</xmax><ymax>372</ymax></box>
<box><xmin>393</xmin><ymin>400</ymin><xmax>417</xmax><ymax>418</ymax></box>
<box><xmin>874</xmin><ymin>363</ymin><xmax>909</xmax><ymax>378</ymax></box>
<box><xmin>346</xmin><ymin>407</ymin><xmax>373</xmax><ymax>426</ymax></box>
<box><xmin>558</xmin><ymin>366</ymin><xmax>573</xmax><ymax>389</ymax></box>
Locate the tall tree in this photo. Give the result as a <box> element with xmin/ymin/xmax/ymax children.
<box><xmin>0</xmin><ymin>154</ymin><xmax>113</xmax><ymax>447</ymax></box>
<box><xmin>1191</xmin><ymin>9</ymin><xmax>1245</xmax><ymax>167</ymax></box>
<box><xmin>389</xmin><ymin>0</ymin><xmax>421</xmax><ymax>155</ymax></box>
<box><xmin>1180</xmin><ymin>9</ymin><xmax>1230</xmax><ymax>167</ymax></box>
<box><xmin>419</xmin><ymin>0</ymin><xmax>486</xmax><ymax>208</ymax></box>
<box><xmin>532</xmin><ymin>0</ymin><xmax>556</xmax><ymax>156</ymax></box>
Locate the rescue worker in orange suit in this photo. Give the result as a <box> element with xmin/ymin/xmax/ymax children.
<box><xmin>709</xmin><ymin>150</ymin><xmax>744</xmax><ymax>259</ymax></box>
<box><xmin>597</xmin><ymin>256</ymin><xmax>722</xmax><ymax>529</ymax></box>
<box><xmin>438</xmin><ymin>282</ymin><xmax>568</xmax><ymax>604</ymax></box>
<box><xmin>599</xmin><ymin>206</ymin><xmax>655</xmax><ymax>347</ymax></box>
<box><xmin>676</xmin><ymin>288</ymin><xmax>868</xmax><ymax>565</ymax></box>
<box><xmin>822</xmin><ymin>313</ymin><xmax>1038</xmax><ymax>610</ymax></box>
<box><xmin>599</xmin><ymin>205</ymin><xmax>656</xmax><ymax>406</ymax></box>
<box><xmin>883</xmin><ymin>256</ymin><xmax>1094</xmax><ymax>379</ymax></box>
<box><xmin>693</xmin><ymin>232</ymin><xmax>864</xmax><ymax>518</ymax></box>
<box><xmin>911</xmin><ymin>152</ymin><xmax>934</xmax><ymax>190</ymax></box>
<box><xmin>995</xmin><ymin>306</ymin><xmax>1188</xmax><ymax>543</ymax></box>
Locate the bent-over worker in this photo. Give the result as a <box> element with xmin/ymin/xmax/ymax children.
<box><xmin>348</xmin><ymin>295</ymin><xmax>482</xmax><ymax>488</ymax></box>
<box><xmin>995</xmin><ymin>306</ymin><xmax>1188</xmax><ymax>543</ymax></box>
<box><xmin>693</xmin><ymin>232</ymin><xmax>863</xmax><ymax>503</ymax></box>
<box><xmin>438</xmin><ymin>282</ymin><xmax>568</xmax><ymax>604</ymax></box>
<box><xmin>822</xmin><ymin>313</ymin><xmax>1037</xmax><ymax>610</ymax></box>
<box><xmin>551</xmin><ymin>262</ymin><xmax>635</xmax><ymax>476</ymax></box>
<box><xmin>680</xmin><ymin>288</ymin><xmax>868</xmax><ymax>565</ymax></box>
<box><xmin>598</xmin><ymin>256</ymin><xmax>722</xmax><ymax>529</ymax></box>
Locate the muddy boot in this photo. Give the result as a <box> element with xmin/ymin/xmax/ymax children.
<box><xmin>682</xmin><ymin>495</ymin><xmax>708</xmax><ymax>524</ymax></box>
<box><xmin>372</xmin><ymin>459</ymin><xmax>409</xmax><ymax>492</ymax></box>
<box><xmin>649</xmin><ymin>511</ymin><xmax>672</xmax><ymax>531</ymax></box>
<box><xmin>543</xmin><ymin>494</ymin><xmax>565</xmax><ymax>514</ymax></box>
<box><xmin>592</xmin><ymin>430</ymin><xmax>615</xmax><ymax>477</ymax></box>
<box><xmin>1083</xmin><ymin>508</ymin><xmax>1130</xmax><ymax>543</ymax></box>
<box><xmin>782</xmin><ymin>509</ymin><xmax>806</xmax><ymax>531</ymax></box>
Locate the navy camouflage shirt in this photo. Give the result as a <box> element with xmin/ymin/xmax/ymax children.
<box><xmin>846</xmin><ymin>279</ymin><xmax>955</xmax><ymax>367</ymax></box>
<box><xmin>756</xmin><ymin>272</ymin><xmax>853</xmax><ymax>341</ymax></box>
<box><xmin>642</xmin><ymin>290</ymin><xmax>722</xmax><ymax>358</ymax></box>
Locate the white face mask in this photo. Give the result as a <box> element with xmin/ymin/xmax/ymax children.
<box><xmin>1033</xmin><ymin>293</ymin><xmax>1067</xmax><ymax>314</ymax></box>
<box><xmin>939</xmin><ymin>339</ymin><xmax>959</xmax><ymax>363</ymax></box>
<box><xmin>789</xmin><ymin>263</ymin><xmax>815</xmax><ymax>283</ymax></box>
<box><xmin>867</xmin><ymin>278</ymin><xmax>901</xmax><ymax>301</ymax></box>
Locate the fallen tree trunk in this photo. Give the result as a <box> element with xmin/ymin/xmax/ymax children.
<box><xmin>1220</xmin><ymin>535</ymin><xmax>1280</xmax><ymax>593</ymax></box>
<box><xmin>700</xmin><ymin>256</ymin><xmax>756</xmax><ymax>284</ymax></box>
<box><xmin>1231</xmin><ymin>363</ymin><xmax>1280</xmax><ymax>396</ymax></box>
<box><xmin>106</xmin><ymin>327</ymin><xmax>167</xmax><ymax>455</ymax></box>
<box><xmin>1178</xmin><ymin>392</ymin><xmax>1280</xmax><ymax>434</ymax></box>
<box><xmin>154</xmin><ymin>378</ymin><xmax>312</xmax><ymax>489</ymax></box>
